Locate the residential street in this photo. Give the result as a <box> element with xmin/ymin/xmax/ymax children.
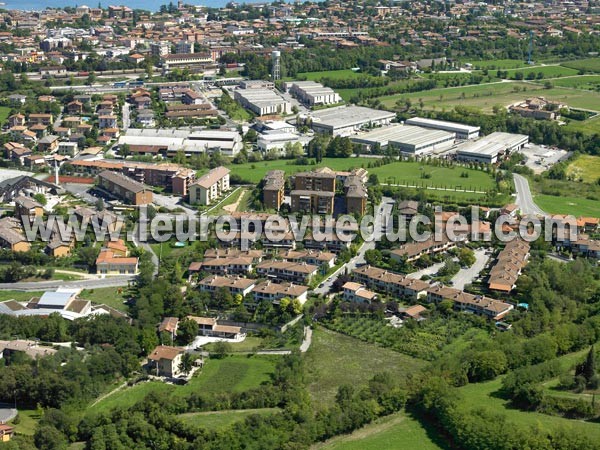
<box><xmin>513</xmin><ymin>173</ymin><xmax>546</xmax><ymax>216</ymax></box>
<box><xmin>312</xmin><ymin>197</ymin><xmax>393</xmax><ymax>295</ymax></box>
<box><xmin>450</xmin><ymin>248</ymin><xmax>490</xmax><ymax>290</ymax></box>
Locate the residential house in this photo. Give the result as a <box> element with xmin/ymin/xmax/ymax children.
<box><xmin>342</xmin><ymin>281</ymin><xmax>379</xmax><ymax>303</ymax></box>
<box><xmin>147</xmin><ymin>345</ymin><xmax>184</xmax><ymax>378</ymax></box>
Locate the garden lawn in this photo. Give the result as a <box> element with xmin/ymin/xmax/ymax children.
<box><xmin>86</xmin><ymin>355</ymin><xmax>278</xmax><ymax>415</ymax></box>
<box><xmin>202</xmin><ymin>337</ymin><xmax>265</xmax><ymax>353</ymax></box>
<box><xmin>313</xmin><ymin>411</ymin><xmax>449</xmax><ymax>450</ymax></box>
<box><xmin>0</xmin><ymin>106</ymin><xmax>10</xmax><ymax>125</ymax></box>
<box><xmin>534</xmin><ymin>194</ymin><xmax>600</xmax><ymax>217</ymax></box>
<box><xmin>177</xmin><ymin>408</ymin><xmax>280</xmax><ymax>430</ymax></box>
<box><xmin>566</xmin><ymin>155</ymin><xmax>600</xmax><ymax>184</ymax></box>
<box><xmin>9</xmin><ymin>409</ymin><xmax>41</xmax><ymax>436</ymax></box>
<box><xmin>304</xmin><ymin>327</ymin><xmax>425</xmax><ymax>409</ymax></box>
<box><xmin>229</xmin><ymin>157</ymin><xmax>374</xmax><ymax>183</ymax></box>
<box><xmin>78</xmin><ymin>287</ymin><xmax>130</xmax><ymax>312</ymax></box>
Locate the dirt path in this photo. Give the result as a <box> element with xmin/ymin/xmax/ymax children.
<box><xmin>90</xmin><ymin>382</ymin><xmax>128</xmax><ymax>407</ymax></box>
<box><xmin>223</xmin><ymin>189</ymin><xmax>247</xmax><ymax>213</ymax></box>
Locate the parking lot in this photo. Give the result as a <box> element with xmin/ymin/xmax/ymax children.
<box><xmin>517</xmin><ymin>144</ymin><xmax>571</xmax><ymax>174</ymax></box>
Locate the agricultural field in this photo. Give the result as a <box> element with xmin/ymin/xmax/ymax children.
<box><xmin>304</xmin><ymin>327</ymin><xmax>426</xmax><ymax>409</ymax></box>
<box><xmin>314</xmin><ymin>411</ymin><xmax>448</xmax><ymax>450</ymax></box>
<box><xmin>294</xmin><ymin>69</ymin><xmax>362</xmax><ymax>81</ymax></box>
<box><xmin>87</xmin><ymin>355</ymin><xmax>278</xmax><ymax>415</ymax></box>
<box><xmin>566</xmin><ymin>155</ymin><xmax>600</xmax><ymax>183</ymax></box>
<box><xmin>533</xmin><ymin>194</ymin><xmax>600</xmax><ymax>217</ymax></box>
<box><xmin>548</xmin><ymin>75</ymin><xmax>600</xmax><ymax>90</ymax></box>
<box><xmin>228</xmin><ymin>157</ymin><xmax>374</xmax><ymax>183</ymax></box>
<box><xmin>177</xmin><ymin>408</ymin><xmax>280</xmax><ymax>431</ymax></box>
<box><xmin>562</xmin><ymin>58</ymin><xmax>600</xmax><ymax>73</ymax></box>
<box><xmin>564</xmin><ymin>113</ymin><xmax>600</xmax><ymax>134</ymax></box>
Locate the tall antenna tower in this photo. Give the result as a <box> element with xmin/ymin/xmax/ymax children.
<box><xmin>272</xmin><ymin>50</ymin><xmax>281</xmax><ymax>81</ymax></box>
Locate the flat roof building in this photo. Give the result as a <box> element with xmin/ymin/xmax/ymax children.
<box><xmin>284</xmin><ymin>81</ymin><xmax>341</xmax><ymax>107</ymax></box>
<box><xmin>309</xmin><ymin>106</ymin><xmax>396</xmax><ymax>136</ymax></box>
<box><xmin>405</xmin><ymin>117</ymin><xmax>480</xmax><ymax>140</ymax></box>
<box><xmin>456</xmin><ymin>132</ymin><xmax>529</xmax><ymax>164</ymax></box>
<box><xmin>233</xmin><ymin>88</ymin><xmax>290</xmax><ymax>116</ymax></box>
<box><xmin>386</xmin><ymin>126</ymin><xmax>455</xmax><ymax>156</ymax></box>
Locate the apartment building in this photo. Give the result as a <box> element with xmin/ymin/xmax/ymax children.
<box><xmin>189</xmin><ymin>166</ymin><xmax>230</xmax><ymax>205</ymax></box>
<box><xmin>344</xmin><ymin>175</ymin><xmax>368</xmax><ymax>215</ymax></box>
<box><xmin>198</xmin><ymin>275</ymin><xmax>256</xmax><ymax>297</ymax></box>
<box><xmin>488</xmin><ymin>239</ymin><xmax>530</xmax><ymax>292</ymax></box>
<box><xmin>97</xmin><ymin>170</ymin><xmax>154</xmax><ymax>206</ymax></box>
<box><xmin>256</xmin><ymin>260</ymin><xmax>319</xmax><ymax>284</ymax></box>
<box><xmin>262</xmin><ymin>170</ymin><xmax>285</xmax><ymax>211</ymax></box>
<box><xmin>0</xmin><ymin>217</ymin><xmax>30</xmax><ymax>252</ymax></box>
<box><xmin>342</xmin><ymin>282</ymin><xmax>379</xmax><ymax>303</ymax></box>
<box><xmin>252</xmin><ymin>280</ymin><xmax>309</xmax><ymax>304</ymax></box>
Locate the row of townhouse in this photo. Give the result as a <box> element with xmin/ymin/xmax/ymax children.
<box><xmin>488</xmin><ymin>239</ymin><xmax>530</xmax><ymax>293</ymax></box>
<box><xmin>197</xmin><ymin>274</ymin><xmax>309</xmax><ymax>304</ymax></box>
<box><xmin>352</xmin><ymin>265</ymin><xmax>513</xmax><ymax>320</ymax></box>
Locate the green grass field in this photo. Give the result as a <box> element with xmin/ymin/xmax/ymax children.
<box><xmin>566</xmin><ymin>155</ymin><xmax>600</xmax><ymax>183</ymax></box>
<box><xmin>314</xmin><ymin>412</ymin><xmax>449</xmax><ymax>450</ymax></box>
<box><xmin>87</xmin><ymin>355</ymin><xmax>278</xmax><ymax>415</ymax></box>
<box><xmin>0</xmin><ymin>106</ymin><xmax>11</xmax><ymax>125</ymax></box>
<box><xmin>0</xmin><ymin>290</ymin><xmax>43</xmax><ymax>302</ymax></box>
<box><xmin>78</xmin><ymin>287</ymin><xmax>130</xmax><ymax>312</ymax></box>
<box><xmin>548</xmin><ymin>75</ymin><xmax>600</xmax><ymax>90</ymax></box>
<box><xmin>229</xmin><ymin>157</ymin><xmax>374</xmax><ymax>183</ymax></box>
<box><xmin>178</xmin><ymin>408</ymin><xmax>280</xmax><ymax>430</ymax></box>
<box><xmin>292</xmin><ymin>69</ymin><xmax>362</xmax><ymax>81</ymax></box>
<box><xmin>457</xmin><ymin>377</ymin><xmax>600</xmax><ymax>441</ymax></box>
<box><xmin>202</xmin><ymin>336</ymin><xmax>265</xmax><ymax>352</ymax></box>
<box><xmin>534</xmin><ymin>194</ymin><xmax>600</xmax><ymax>217</ymax></box>
<box><xmin>305</xmin><ymin>327</ymin><xmax>425</xmax><ymax>409</ymax></box>
<box><xmin>562</xmin><ymin>58</ymin><xmax>600</xmax><ymax>73</ymax></box>
<box><xmin>370</xmin><ymin>161</ymin><xmax>496</xmax><ymax>192</ymax></box>
<box><xmin>564</xmin><ymin>113</ymin><xmax>600</xmax><ymax>134</ymax></box>
<box><xmin>9</xmin><ymin>409</ymin><xmax>41</xmax><ymax>436</ymax></box>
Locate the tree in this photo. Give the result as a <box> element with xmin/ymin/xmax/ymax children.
<box><xmin>33</xmin><ymin>193</ymin><xmax>47</xmax><ymax>206</ymax></box>
<box><xmin>177</xmin><ymin>318</ymin><xmax>199</xmax><ymax>344</ymax></box>
<box><xmin>212</xmin><ymin>341</ymin><xmax>232</xmax><ymax>359</ymax></box>
<box><xmin>458</xmin><ymin>248</ymin><xmax>476</xmax><ymax>267</ymax></box>
<box><xmin>178</xmin><ymin>352</ymin><xmax>195</xmax><ymax>376</ymax></box>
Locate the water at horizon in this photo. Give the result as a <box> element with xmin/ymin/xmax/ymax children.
<box><xmin>2</xmin><ymin>0</ymin><xmax>273</xmax><ymax>12</ymax></box>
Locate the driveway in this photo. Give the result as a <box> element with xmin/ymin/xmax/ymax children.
<box><xmin>406</xmin><ymin>261</ymin><xmax>445</xmax><ymax>280</ymax></box>
<box><xmin>513</xmin><ymin>174</ymin><xmax>546</xmax><ymax>216</ymax></box>
<box><xmin>450</xmin><ymin>248</ymin><xmax>490</xmax><ymax>290</ymax></box>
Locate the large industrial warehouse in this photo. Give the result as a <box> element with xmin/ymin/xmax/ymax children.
<box><xmin>233</xmin><ymin>88</ymin><xmax>290</xmax><ymax>116</ymax></box>
<box><xmin>456</xmin><ymin>132</ymin><xmax>529</xmax><ymax>163</ymax></box>
<box><xmin>404</xmin><ymin>117</ymin><xmax>480</xmax><ymax>140</ymax></box>
<box><xmin>308</xmin><ymin>106</ymin><xmax>396</xmax><ymax>136</ymax></box>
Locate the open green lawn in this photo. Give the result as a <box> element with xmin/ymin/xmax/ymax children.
<box><xmin>370</xmin><ymin>161</ymin><xmax>496</xmax><ymax>192</ymax></box>
<box><xmin>562</xmin><ymin>58</ymin><xmax>600</xmax><ymax>73</ymax></box>
<box><xmin>10</xmin><ymin>409</ymin><xmax>41</xmax><ymax>436</ymax></box>
<box><xmin>178</xmin><ymin>408</ymin><xmax>280</xmax><ymax>430</ymax></box>
<box><xmin>378</xmin><ymin>81</ymin><xmax>600</xmax><ymax>112</ymax></box>
<box><xmin>0</xmin><ymin>290</ymin><xmax>43</xmax><ymax>302</ymax></box>
<box><xmin>314</xmin><ymin>411</ymin><xmax>449</xmax><ymax>450</ymax></box>
<box><xmin>293</xmin><ymin>69</ymin><xmax>362</xmax><ymax>81</ymax></box>
<box><xmin>534</xmin><ymin>194</ymin><xmax>600</xmax><ymax>217</ymax></box>
<box><xmin>229</xmin><ymin>157</ymin><xmax>374</xmax><ymax>183</ymax></box>
<box><xmin>566</xmin><ymin>155</ymin><xmax>600</xmax><ymax>183</ymax></box>
<box><xmin>305</xmin><ymin>327</ymin><xmax>425</xmax><ymax>409</ymax></box>
<box><xmin>457</xmin><ymin>376</ymin><xmax>600</xmax><ymax>441</ymax></box>
<box><xmin>564</xmin><ymin>113</ymin><xmax>600</xmax><ymax>134</ymax></box>
<box><xmin>202</xmin><ymin>337</ymin><xmax>265</xmax><ymax>352</ymax></box>
<box><xmin>87</xmin><ymin>355</ymin><xmax>278</xmax><ymax>415</ymax></box>
<box><xmin>0</xmin><ymin>106</ymin><xmax>11</xmax><ymax>125</ymax></box>
<box><xmin>78</xmin><ymin>287</ymin><xmax>130</xmax><ymax>312</ymax></box>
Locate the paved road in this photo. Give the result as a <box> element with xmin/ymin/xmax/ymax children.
<box><xmin>0</xmin><ymin>276</ymin><xmax>135</xmax><ymax>291</ymax></box>
<box><xmin>513</xmin><ymin>174</ymin><xmax>546</xmax><ymax>216</ymax></box>
<box><xmin>450</xmin><ymin>248</ymin><xmax>490</xmax><ymax>290</ymax></box>
<box><xmin>406</xmin><ymin>261</ymin><xmax>445</xmax><ymax>280</ymax></box>
<box><xmin>312</xmin><ymin>197</ymin><xmax>393</xmax><ymax>296</ymax></box>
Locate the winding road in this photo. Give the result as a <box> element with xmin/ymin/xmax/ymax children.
<box><xmin>513</xmin><ymin>174</ymin><xmax>546</xmax><ymax>216</ymax></box>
